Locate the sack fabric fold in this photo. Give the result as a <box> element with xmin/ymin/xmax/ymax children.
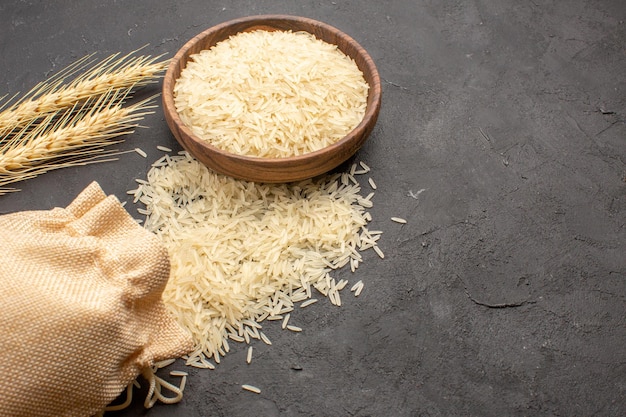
<box><xmin>0</xmin><ymin>181</ymin><xmax>193</xmax><ymax>417</ymax></box>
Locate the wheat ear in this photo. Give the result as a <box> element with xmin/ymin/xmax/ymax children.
<box><xmin>0</xmin><ymin>48</ymin><xmax>168</xmax><ymax>137</ymax></box>
<box><xmin>0</xmin><ymin>88</ymin><xmax>156</xmax><ymax>194</ymax></box>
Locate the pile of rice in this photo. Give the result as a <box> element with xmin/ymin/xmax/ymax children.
<box><xmin>131</xmin><ymin>152</ymin><xmax>382</xmax><ymax>367</ymax></box>
<box><xmin>173</xmin><ymin>30</ymin><xmax>369</xmax><ymax>158</ymax></box>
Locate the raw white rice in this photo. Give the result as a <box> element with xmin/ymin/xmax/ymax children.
<box><xmin>246</xmin><ymin>346</ymin><xmax>253</xmax><ymax>364</ymax></box>
<box><xmin>332</xmin><ymin>290</ymin><xmax>342</xmax><ymax>306</ymax></box>
<box><xmin>229</xmin><ymin>333</ymin><xmax>245</xmax><ymax>343</ymax></box>
<box><xmin>173</xmin><ymin>30</ymin><xmax>369</xmax><ymax>158</ymax></box>
<box><xmin>300</xmin><ymin>299</ymin><xmax>318</xmax><ymax>308</ymax></box>
<box><xmin>260</xmin><ymin>332</ymin><xmax>272</xmax><ymax>345</ymax></box>
<box><xmin>350</xmin><ymin>258</ymin><xmax>358</xmax><ymax>272</ymax></box>
<box><xmin>351</xmin><ymin>280</ymin><xmax>365</xmax><ymax>297</ymax></box>
<box><xmin>282</xmin><ymin>313</ymin><xmax>291</xmax><ymax>330</ymax></box>
<box><xmin>188</xmin><ymin>361</ymin><xmax>210</xmax><ymax>369</ymax></box>
<box><xmin>154</xmin><ymin>359</ymin><xmax>176</xmax><ymax>368</ymax></box>
<box><xmin>286</xmin><ymin>325</ymin><xmax>302</xmax><ymax>332</ymax></box>
<box><xmin>135</xmin><ymin>152</ymin><xmax>384</xmax><ymax>364</ymax></box>
<box><xmin>391</xmin><ymin>217</ymin><xmax>407</xmax><ymax>224</ymax></box>
<box><xmin>157</xmin><ymin>145</ymin><xmax>173</xmax><ymax>152</ymax></box>
<box><xmin>336</xmin><ymin>279</ymin><xmax>349</xmax><ymax>291</ymax></box>
<box><xmin>134</xmin><ymin>147</ymin><xmax>147</xmax><ymax>158</ymax></box>
<box><xmin>151</xmin><ymin>155</ymin><xmax>168</xmax><ymax>167</ymax></box>
<box><xmin>242</xmin><ymin>384</ymin><xmax>261</xmax><ymax>394</ymax></box>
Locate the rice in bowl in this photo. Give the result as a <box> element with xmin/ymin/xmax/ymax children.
<box><xmin>173</xmin><ymin>29</ymin><xmax>369</xmax><ymax>158</ymax></box>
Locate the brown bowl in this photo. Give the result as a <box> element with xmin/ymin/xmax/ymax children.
<box><xmin>162</xmin><ymin>14</ymin><xmax>382</xmax><ymax>183</ymax></box>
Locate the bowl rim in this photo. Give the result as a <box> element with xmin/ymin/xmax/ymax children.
<box><xmin>162</xmin><ymin>14</ymin><xmax>382</xmax><ymax>169</ymax></box>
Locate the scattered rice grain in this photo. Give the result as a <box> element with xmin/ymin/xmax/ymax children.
<box><xmin>350</xmin><ymin>280</ymin><xmax>363</xmax><ymax>292</ymax></box>
<box><xmin>246</xmin><ymin>346</ymin><xmax>253</xmax><ymax>364</ymax></box>
<box><xmin>282</xmin><ymin>313</ymin><xmax>291</xmax><ymax>329</ymax></box>
<box><xmin>260</xmin><ymin>332</ymin><xmax>272</xmax><ymax>345</ymax></box>
<box><xmin>154</xmin><ymin>359</ymin><xmax>176</xmax><ymax>369</ymax></box>
<box><xmin>242</xmin><ymin>384</ymin><xmax>261</xmax><ymax>394</ymax></box>
<box><xmin>336</xmin><ymin>279</ymin><xmax>348</xmax><ymax>291</ymax></box>
<box><xmin>355</xmin><ymin>282</ymin><xmax>364</xmax><ymax>297</ymax></box>
<box><xmin>300</xmin><ymin>299</ymin><xmax>318</xmax><ymax>308</ymax></box>
<box><xmin>229</xmin><ymin>333</ymin><xmax>245</xmax><ymax>343</ymax></box>
<box><xmin>286</xmin><ymin>325</ymin><xmax>302</xmax><ymax>332</ymax></box>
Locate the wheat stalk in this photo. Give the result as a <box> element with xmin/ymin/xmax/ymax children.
<box><xmin>0</xmin><ymin>88</ymin><xmax>156</xmax><ymax>194</ymax></box>
<box><xmin>0</xmin><ymin>48</ymin><xmax>168</xmax><ymax>138</ymax></box>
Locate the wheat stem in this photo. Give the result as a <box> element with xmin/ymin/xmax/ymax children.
<box><xmin>0</xmin><ymin>88</ymin><xmax>156</xmax><ymax>194</ymax></box>
<box><xmin>0</xmin><ymin>48</ymin><xmax>168</xmax><ymax>137</ymax></box>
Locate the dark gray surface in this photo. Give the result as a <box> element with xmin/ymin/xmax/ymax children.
<box><xmin>1</xmin><ymin>1</ymin><xmax>625</xmax><ymax>416</ymax></box>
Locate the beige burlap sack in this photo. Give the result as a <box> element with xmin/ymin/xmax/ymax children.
<box><xmin>0</xmin><ymin>181</ymin><xmax>194</xmax><ymax>417</ymax></box>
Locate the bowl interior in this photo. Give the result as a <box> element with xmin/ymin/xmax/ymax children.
<box><xmin>162</xmin><ymin>15</ymin><xmax>381</xmax><ymax>183</ymax></box>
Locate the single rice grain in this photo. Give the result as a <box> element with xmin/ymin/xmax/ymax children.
<box><xmin>242</xmin><ymin>384</ymin><xmax>261</xmax><ymax>394</ymax></box>
<box><xmin>300</xmin><ymin>299</ymin><xmax>318</xmax><ymax>308</ymax></box>
<box><xmin>286</xmin><ymin>325</ymin><xmax>302</xmax><ymax>332</ymax></box>
<box><xmin>391</xmin><ymin>217</ymin><xmax>407</xmax><ymax>224</ymax></box>
<box><xmin>246</xmin><ymin>346</ymin><xmax>253</xmax><ymax>364</ymax></box>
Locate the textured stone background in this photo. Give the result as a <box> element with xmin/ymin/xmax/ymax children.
<box><xmin>1</xmin><ymin>1</ymin><xmax>624</xmax><ymax>416</ymax></box>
